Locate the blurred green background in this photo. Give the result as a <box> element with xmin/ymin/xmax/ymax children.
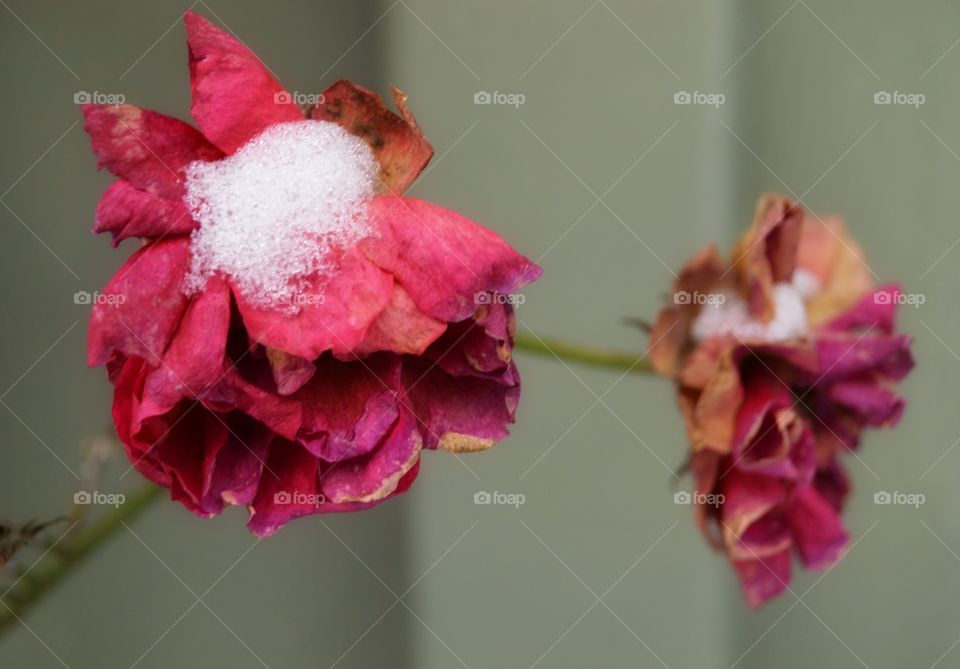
<box><xmin>0</xmin><ymin>1</ymin><xmax>956</xmax><ymax>667</ymax></box>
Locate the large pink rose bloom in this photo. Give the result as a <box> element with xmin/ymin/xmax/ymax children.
<box><xmin>649</xmin><ymin>194</ymin><xmax>913</xmax><ymax>606</ymax></box>
<box><xmin>82</xmin><ymin>12</ymin><xmax>541</xmax><ymax>536</ymax></box>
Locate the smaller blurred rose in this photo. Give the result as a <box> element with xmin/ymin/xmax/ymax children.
<box><xmin>650</xmin><ymin>194</ymin><xmax>913</xmax><ymax>607</ymax></box>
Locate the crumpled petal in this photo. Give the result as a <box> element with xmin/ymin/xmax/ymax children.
<box><xmin>185</xmin><ymin>11</ymin><xmax>303</xmax><ymax>154</ymax></box>
<box><xmin>82</xmin><ymin>104</ymin><xmax>221</xmax><ymax>199</ymax></box>
<box><xmin>88</xmin><ymin>238</ymin><xmax>191</xmax><ymax>367</ymax></box>
<box><xmin>311</xmin><ymin>81</ymin><xmax>434</xmax><ymax>195</ymax></box>
<box><xmin>362</xmin><ymin>196</ymin><xmax>541</xmax><ymax>323</ymax></box>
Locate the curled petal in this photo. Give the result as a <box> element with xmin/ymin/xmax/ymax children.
<box><xmin>185</xmin><ymin>11</ymin><xmax>303</xmax><ymax>154</ymax></box>
<box><xmin>312</xmin><ymin>81</ymin><xmax>434</xmax><ymax>194</ymax></box>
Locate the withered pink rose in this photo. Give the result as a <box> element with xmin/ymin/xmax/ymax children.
<box><xmin>649</xmin><ymin>194</ymin><xmax>913</xmax><ymax>606</ymax></box>
<box><xmin>83</xmin><ymin>12</ymin><xmax>541</xmax><ymax>536</ymax></box>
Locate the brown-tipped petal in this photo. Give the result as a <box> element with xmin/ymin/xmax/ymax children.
<box><xmin>311</xmin><ymin>81</ymin><xmax>434</xmax><ymax>194</ymax></box>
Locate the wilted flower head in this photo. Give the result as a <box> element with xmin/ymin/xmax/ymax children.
<box><xmin>649</xmin><ymin>194</ymin><xmax>913</xmax><ymax>606</ymax></box>
<box><xmin>82</xmin><ymin>12</ymin><xmax>540</xmax><ymax>536</ymax></box>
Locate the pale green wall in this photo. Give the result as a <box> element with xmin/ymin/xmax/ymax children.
<box><xmin>2</xmin><ymin>1</ymin><xmax>959</xmax><ymax>668</ymax></box>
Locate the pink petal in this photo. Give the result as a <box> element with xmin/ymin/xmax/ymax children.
<box><xmin>720</xmin><ymin>470</ymin><xmax>789</xmax><ymax>562</ymax></box>
<box><xmin>95</xmin><ymin>180</ymin><xmax>195</xmax><ymax>245</ymax></box>
<box><xmin>233</xmin><ymin>247</ymin><xmax>394</xmax><ymax>360</ymax></box>
<box><xmin>81</xmin><ymin>104</ymin><xmax>221</xmax><ymax>199</ymax></box>
<box><xmin>140</xmin><ymin>276</ymin><xmax>232</xmax><ymax>419</ymax></box>
<box><xmin>88</xmin><ymin>238</ymin><xmax>191</xmax><ymax>367</ymax></box>
<box><xmin>362</xmin><ymin>196</ymin><xmax>542</xmax><ymax>322</ymax></box>
<box><xmin>311</xmin><ymin>81</ymin><xmax>434</xmax><ymax>194</ymax></box>
<box><xmin>185</xmin><ymin>11</ymin><xmax>303</xmax><ymax>154</ymax></box>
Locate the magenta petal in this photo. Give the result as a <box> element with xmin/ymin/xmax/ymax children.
<box><xmin>321</xmin><ymin>408</ymin><xmax>422</xmax><ymax>503</ymax></box>
<box><xmin>295</xmin><ymin>355</ymin><xmax>402</xmax><ymax>462</ymax></box>
<box><xmin>88</xmin><ymin>238</ymin><xmax>191</xmax><ymax>367</ymax></box>
<box><xmin>185</xmin><ymin>11</ymin><xmax>304</xmax><ymax>154</ymax></box>
<box><xmin>246</xmin><ymin>439</ymin><xmax>373</xmax><ymax>537</ymax></box>
<box><xmin>140</xmin><ymin>276</ymin><xmax>232</xmax><ymax>419</ymax></box>
<box><xmin>233</xmin><ymin>247</ymin><xmax>393</xmax><ymax>360</ymax></box>
<box><xmin>720</xmin><ymin>470</ymin><xmax>789</xmax><ymax>562</ymax></box>
<box><xmin>81</xmin><ymin>104</ymin><xmax>221</xmax><ymax>199</ymax></box>
<box><xmin>827</xmin><ymin>377</ymin><xmax>905</xmax><ymax>427</ymax></box>
<box><xmin>788</xmin><ymin>487</ymin><xmax>848</xmax><ymax>570</ymax></box>
<box><xmin>95</xmin><ymin>180</ymin><xmax>195</xmax><ymax>245</ymax></box>
<box><xmin>363</xmin><ymin>196</ymin><xmax>542</xmax><ymax>322</ymax></box>
<box><xmin>733</xmin><ymin>550</ymin><xmax>791</xmax><ymax>608</ymax></box>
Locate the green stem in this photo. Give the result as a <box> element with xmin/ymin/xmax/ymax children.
<box><xmin>0</xmin><ymin>483</ymin><xmax>163</xmax><ymax>635</ymax></box>
<box><xmin>513</xmin><ymin>332</ymin><xmax>653</xmax><ymax>374</ymax></box>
